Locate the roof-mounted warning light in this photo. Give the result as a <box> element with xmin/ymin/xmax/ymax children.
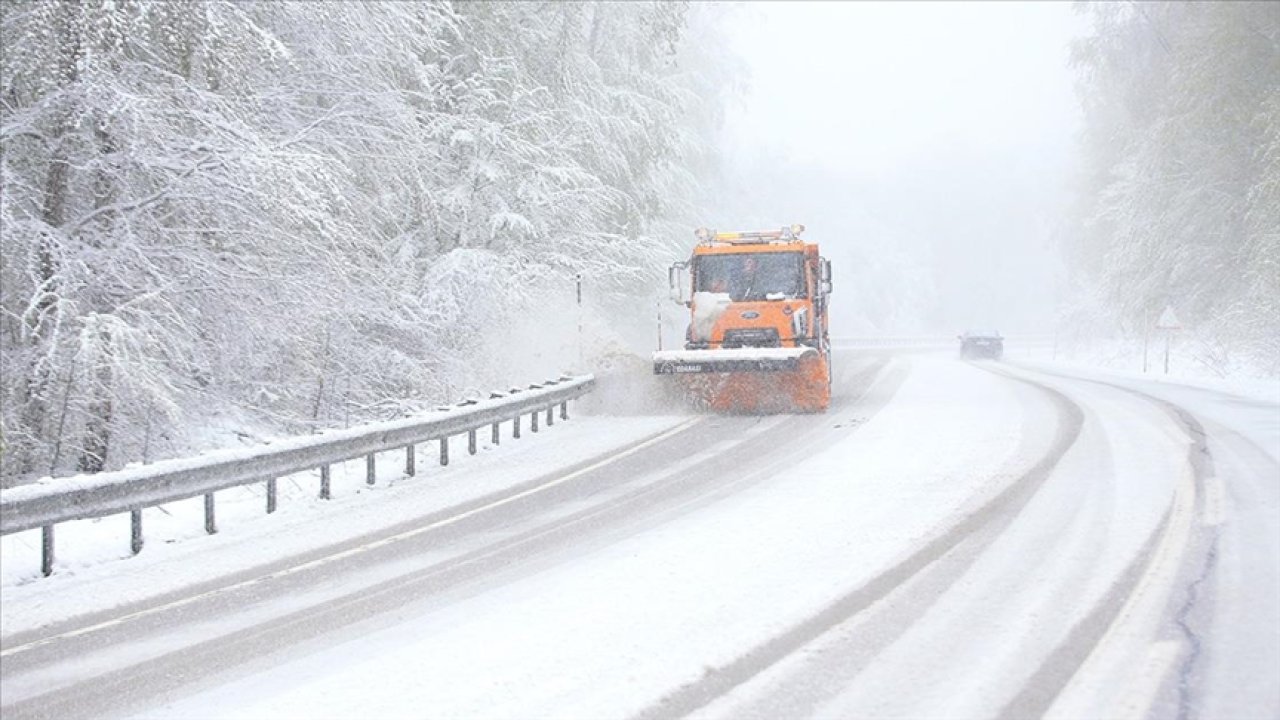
<box><xmin>779</xmin><ymin>224</ymin><xmax>805</xmax><ymax>240</ymax></box>
<box><xmin>694</xmin><ymin>225</ymin><xmax>806</xmax><ymax>245</ymax></box>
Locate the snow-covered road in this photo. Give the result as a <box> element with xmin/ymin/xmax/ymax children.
<box><xmin>1</xmin><ymin>352</ymin><xmax>1275</xmax><ymax>720</ymax></box>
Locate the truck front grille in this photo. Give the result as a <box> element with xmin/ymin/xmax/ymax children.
<box><xmin>721</xmin><ymin>328</ymin><xmax>781</xmax><ymax>349</ymax></box>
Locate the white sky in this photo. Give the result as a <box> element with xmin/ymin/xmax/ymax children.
<box><xmin>724</xmin><ymin>1</ymin><xmax>1084</xmax><ymax>175</ymax></box>
<box><xmin>716</xmin><ymin>1</ymin><xmax>1090</xmax><ymax>334</ymax></box>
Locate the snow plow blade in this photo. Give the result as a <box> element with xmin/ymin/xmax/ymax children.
<box><xmin>652</xmin><ymin>347</ymin><xmax>818</xmax><ymax>375</ymax></box>
<box><xmin>652</xmin><ymin>347</ymin><xmax>830</xmax><ymax>413</ymax></box>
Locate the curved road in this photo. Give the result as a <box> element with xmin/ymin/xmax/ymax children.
<box><xmin>0</xmin><ymin>351</ymin><xmax>1275</xmax><ymax>720</ymax></box>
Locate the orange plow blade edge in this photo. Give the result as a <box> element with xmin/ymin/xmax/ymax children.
<box><xmin>653</xmin><ymin>348</ymin><xmax>830</xmax><ymax>413</ymax></box>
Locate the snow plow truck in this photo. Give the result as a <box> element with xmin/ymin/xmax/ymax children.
<box><xmin>653</xmin><ymin>225</ymin><xmax>833</xmax><ymax>413</ymax></box>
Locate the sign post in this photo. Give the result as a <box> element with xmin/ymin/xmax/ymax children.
<box><xmin>576</xmin><ymin>273</ymin><xmax>584</xmax><ymax>369</ymax></box>
<box><xmin>1155</xmin><ymin>305</ymin><xmax>1182</xmax><ymax>375</ymax></box>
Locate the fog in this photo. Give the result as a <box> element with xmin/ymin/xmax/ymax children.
<box><xmin>2</xmin><ymin>1</ymin><xmax>1274</xmax><ymax>482</ymax></box>
<box><xmin>2</xmin><ymin>6</ymin><xmax>1276</xmax><ymax>719</ymax></box>
<box><xmin>712</xmin><ymin>1</ymin><xmax>1088</xmax><ymax>335</ymax></box>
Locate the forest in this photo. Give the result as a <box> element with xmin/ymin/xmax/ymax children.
<box><xmin>1066</xmin><ymin>2</ymin><xmax>1279</xmax><ymax>373</ymax></box>
<box><xmin>2</xmin><ymin>1</ymin><xmax>1276</xmax><ymax>485</ymax></box>
<box><xmin>0</xmin><ymin>1</ymin><xmax>732</xmax><ymax>483</ymax></box>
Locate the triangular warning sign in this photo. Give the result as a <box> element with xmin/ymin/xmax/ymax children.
<box><xmin>1156</xmin><ymin>305</ymin><xmax>1181</xmax><ymax>330</ymax></box>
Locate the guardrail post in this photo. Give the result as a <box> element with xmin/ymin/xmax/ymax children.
<box><xmin>204</xmin><ymin>493</ymin><xmax>217</xmax><ymax>534</ymax></box>
<box><xmin>366</xmin><ymin>453</ymin><xmax>376</xmax><ymax>485</ymax></box>
<box><xmin>489</xmin><ymin>391</ymin><xmax>506</xmax><ymax>446</ymax></box>
<box><xmin>0</xmin><ymin>376</ymin><xmax>597</xmax><ymax>578</ymax></box>
<box><xmin>42</xmin><ymin>525</ymin><xmax>54</xmax><ymax>577</ymax></box>
<box><xmin>131</xmin><ymin>510</ymin><xmax>143</xmax><ymax>555</ymax></box>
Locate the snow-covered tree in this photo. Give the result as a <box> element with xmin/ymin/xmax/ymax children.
<box><xmin>0</xmin><ymin>1</ymin><xmax>738</xmax><ymax>484</ymax></box>
<box><xmin>1067</xmin><ymin>2</ymin><xmax>1280</xmax><ymax>373</ymax></box>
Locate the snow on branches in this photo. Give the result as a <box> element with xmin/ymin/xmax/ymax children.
<box><xmin>1067</xmin><ymin>2</ymin><xmax>1280</xmax><ymax>373</ymax></box>
<box><xmin>0</xmin><ymin>1</ymin><xmax>736</xmax><ymax>483</ymax></box>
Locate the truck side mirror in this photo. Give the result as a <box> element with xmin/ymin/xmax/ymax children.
<box><xmin>819</xmin><ymin>258</ymin><xmax>833</xmax><ymax>296</ymax></box>
<box><xmin>668</xmin><ymin>261</ymin><xmax>690</xmax><ymax>305</ymax></box>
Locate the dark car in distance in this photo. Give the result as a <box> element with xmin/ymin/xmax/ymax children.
<box><xmin>959</xmin><ymin>330</ymin><xmax>1003</xmax><ymax>360</ymax></box>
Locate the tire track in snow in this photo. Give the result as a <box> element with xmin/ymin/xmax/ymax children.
<box><xmin>999</xmin><ymin>366</ymin><xmax>1217</xmax><ymax>720</ymax></box>
<box><xmin>1</xmin><ymin>354</ymin><xmax>901</xmax><ymax>720</ymax></box>
<box><xmin>631</xmin><ymin>363</ymin><xmax>1086</xmax><ymax>720</ymax></box>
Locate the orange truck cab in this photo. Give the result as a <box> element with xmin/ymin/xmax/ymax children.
<box><xmin>653</xmin><ymin>225</ymin><xmax>833</xmax><ymax>413</ymax></box>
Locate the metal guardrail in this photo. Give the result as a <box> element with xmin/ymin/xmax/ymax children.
<box><xmin>0</xmin><ymin>375</ymin><xmax>595</xmax><ymax>576</ymax></box>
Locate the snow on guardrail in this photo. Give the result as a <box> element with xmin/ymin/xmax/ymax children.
<box><xmin>0</xmin><ymin>375</ymin><xmax>595</xmax><ymax>576</ymax></box>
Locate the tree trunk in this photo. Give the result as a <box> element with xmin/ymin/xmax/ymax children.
<box><xmin>77</xmin><ymin>329</ymin><xmax>113</xmax><ymax>474</ymax></box>
<box><xmin>77</xmin><ymin>114</ymin><xmax>119</xmax><ymax>474</ymax></box>
<box><xmin>17</xmin><ymin>3</ymin><xmax>82</xmax><ymax>474</ymax></box>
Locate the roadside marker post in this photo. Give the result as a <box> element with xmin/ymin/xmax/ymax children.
<box><xmin>1156</xmin><ymin>305</ymin><xmax>1182</xmax><ymax>375</ymax></box>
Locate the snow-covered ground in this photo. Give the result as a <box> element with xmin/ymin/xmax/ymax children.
<box><xmin>1</xmin><ymin>412</ymin><xmax>688</xmax><ymax>634</ymax></box>
<box><xmin>2</xmin><ymin>353</ymin><xmax>1276</xmax><ymax>720</ymax></box>
<box><xmin>1035</xmin><ymin>334</ymin><xmax>1279</xmax><ymax>387</ymax></box>
<box><xmin>114</xmin><ymin>355</ymin><xmax>1052</xmax><ymax>720</ymax></box>
<box><xmin>1023</xmin><ymin>360</ymin><xmax>1280</xmax><ymax>720</ymax></box>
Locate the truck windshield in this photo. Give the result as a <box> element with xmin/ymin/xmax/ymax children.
<box><xmin>694</xmin><ymin>253</ymin><xmax>806</xmax><ymax>301</ymax></box>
